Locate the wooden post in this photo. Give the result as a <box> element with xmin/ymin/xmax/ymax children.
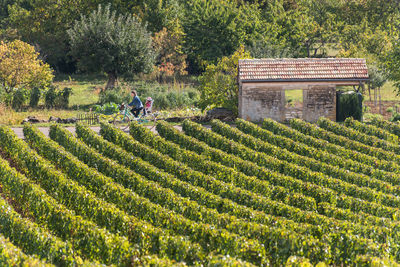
<box><xmin>368</xmin><ymin>82</ymin><xmax>371</xmax><ymax>102</ymax></box>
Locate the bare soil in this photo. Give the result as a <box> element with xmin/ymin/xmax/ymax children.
<box><xmin>364</xmin><ymin>100</ymin><xmax>400</xmax><ymax>120</ymax></box>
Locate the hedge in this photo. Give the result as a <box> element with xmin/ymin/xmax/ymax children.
<box><xmin>24</xmin><ymin>124</ymin><xmax>268</xmax><ymax>266</ymax></box>
<box><xmin>344</xmin><ymin>117</ymin><xmax>398</xmax><ymax>144</ymax></box>
<box><xmin>0</xmin><ymin>124</ymin><xmax>205</xmax><ymax>265</ymax></box>
<box><xmin>182</xmin><ymin>119</ymin><xmax>400</xmax><ymax>220</ymax></box>
<box><xmin>263</xmin><ymin>118</ymin><xmax>400</xmax><ymax>185</ymax></box>
<box><xmin>51</xmin><ymin>124</ymin><xmax>328</xmax><ymax>265</ymax></box>
<box><xmin>99</xmin><ymin>121</ymin><xmax>396</xmax><ymax>264</ymax></box>
<box><xmin>0</xmin><ymin>233</ymin><xmax>53</xmax><ymax>267</ymax></box>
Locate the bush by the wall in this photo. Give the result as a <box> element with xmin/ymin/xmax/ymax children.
<box><xmin>336</xmin><ymin>91</ymin><xmax>363</xmax><ymax>122</ymax></box>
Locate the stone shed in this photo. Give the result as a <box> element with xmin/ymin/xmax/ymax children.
<box><xmin>238</xmin><ymin>58</ymin><xmax>369</xmax><ymax>122</ymax></box>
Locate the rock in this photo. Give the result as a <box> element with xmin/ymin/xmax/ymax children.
<box><xmin>206</xmin><ymin>108</ymin><xmax>235</xmax><ymax>120</ymax></box>
<box><xmin>48</xmin><ymin>116</ymin><xmax>59</xmax><ymax>122</ymax></box>
<box><xmin>22</xmin><ymin>116</ymin><xmax>45</xmax><ymax>124</ymax></box>
<box><xmin>56</xmin><ymin>117</ymin><xmax>77</xmax><ymax>124</ymax></box>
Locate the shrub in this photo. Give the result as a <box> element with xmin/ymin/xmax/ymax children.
<box><xmin>45</xmin><ymin>85</ymin><xmax>73</xmax><ymax>109</ymax></box>
<box><xmin>94</xmin><ymin>102</ymin><xmax>119</xmax><ymax>115</ymax></box>
<box><xmin>99</xmin><ymin>86</ymin><xmax>131</xmax><ymax>105</ymax></box>
<box><xmin>120</xmin><ymin>81</ymin><xmax>199</xmax><ymax>110</ymax></box>
<box><xmin>336</xmin><ymin>91</ymin><xmax>363</xmax><ymax>122</ymax></box>
<box><xmin>11</xmin><ymin>88</ymin><xmax>28</xmax><ymax>111</ymax></box>
<box><xmin>29</xmin><ymin>87</ymin><xmax>41</xmax><ymax>108</ymax></box>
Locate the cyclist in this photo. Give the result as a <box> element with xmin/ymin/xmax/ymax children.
<box><xmin>128</xmin><ymin>90</ymin><xmax>143</xmax><ymax>118</ymax></box>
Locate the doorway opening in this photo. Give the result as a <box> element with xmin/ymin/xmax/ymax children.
<box><xmin>284</xmin><ymin>89</ymin><xmax>303</xmax><ymax>120</ymax></box>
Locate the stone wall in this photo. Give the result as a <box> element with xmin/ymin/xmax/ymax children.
<box><xmin>239</xmin><ymin>83</ymin><xmax>337</xmax><ymax>122</ymax></box>
<box><xmin>239</xmin><ymin>86</ymin><xmax>285</xmax><ymax>122</ymax></box>
<box><xmin>303</xmin><ymin>86</ymin><xmax>336</xmax><ymax>122</ymax></box>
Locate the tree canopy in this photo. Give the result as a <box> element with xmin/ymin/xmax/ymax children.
<box><xmin>198</xmin><ymin>46</ymin><xmax>251</xmax><ymax>114</ymax></box>
<box><xmin>67</xmin><ymin>4</ymin><xmax>155</xmax><ymax>89</ymax></box>
<box><xmin>0</xmin><ymin>0</ymin><xmax>400</xmax><ymax>91</ymax></box>
<box><xmin>0</xmin><ymin>39</ymin><xmax>53</xmax><ymax>93</ymax></box>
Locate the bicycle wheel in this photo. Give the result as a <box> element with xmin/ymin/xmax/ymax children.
<box><xmin>148</xmin><ymin>113</ymin><xmax>157</xmax><ymax>130</ymax></box>
<box><xmin>112</xmin><ymin>113</ymin><xmax>131</xmax><ymax>130</ymax></box>
<box><xmin>141</xmin><ymin>113</ymin><xmax>157</xmax><ymax>130</ymax></box>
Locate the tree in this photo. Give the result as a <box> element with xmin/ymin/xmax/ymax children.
<box><xmin>6</xmin><ymin>0</ymin><xmax>97</xmax><ymax>72</ymax></box>
<box><xmin>67</xmin><ymin>4</ymin><xmax>155</xmax><ymax>89</ymax></box>
<box><xmin>153</xmin><ymin>26</ymin><xmax>187</xmax><ymax>81</ymax></box>
<box><xmin>182</xmin><ymin>0</ymin><xmax>264</xmax><ymax>73</ymax></box>
<box><xmin>0</xmin><ymin>39</ymin><xmax>53</xmax><ymax>93</ymax></box>
<box><xmin>137</xmin><ymin>0</ymin><xmax>184</xmax><ymax>33</ymax></box>
<box><xmin>198</xmin><ymin>45</ymin><xmax>251</xmax><ymax>114</ymax></box>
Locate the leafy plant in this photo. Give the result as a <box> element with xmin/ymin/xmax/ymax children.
<box><xmin>0</xmin><ymin>40</ymin><xmax>53</xmax><ymax>94</ymax></box>
<box><xmin>29</xmin><ymin>87</ymin><xmax>41</xmax><ymax>108</ymax></box>
<box><xmin>45</xmin><ymin>86</ymin><xmax>72</xmax><ymax>109</ymax></box>
<box><xmin>198</xmin><ymin>46</ymin><xmax>250</xmax><ymax>115</ymax></box>
<box><xmin>68</xmin><ymin>4</ymin><xmax>156</xmax><ymax>89</ymax></box>
<box><xmin>94</xmin><ymin>102</ymin><xmax>119</xmax><ymax>115</ymax></box>
<box><xmin>11</xmin><ymin>88</ymin><xmax>28</xmax><ymax>111</ymax></box>
<box><xmin>99</xmin><ymin>86</ymin><xmax>131</xmax><ymax>105</ymax></box>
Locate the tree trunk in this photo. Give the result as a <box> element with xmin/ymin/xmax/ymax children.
<box><xmin>105</xmin><ymin>72</ymin><xmax>117</xmax><ymax>90</ymax></box>
<box><xmin>379</xmin><ymin>87</ymin><xmax>382</xmax><ymax>115</ymax></box>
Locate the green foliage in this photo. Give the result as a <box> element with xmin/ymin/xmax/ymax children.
<box><xmin>370</xmin><ymin>118</ymin><xmax>400</xmax><ymax>138</ymax></box>
<box><xmin>289</xmin><ymin>118</ymin><xmax>400</xmax><ymax>174</ymax></box>
<box><xmin>182</xmin><ymin>0</ymin><xmax>263</xmax><ymax>72</ymax></box>
<box><xmin>29</xmin><ymin>87</ymin><xmax>41</xmax><ymax>108</ymax></box>
<box><xmin>45</xmin><ymin>86</ymin><xmax>72</xmax><ymax>109</ymax></box>
<box><xmin>184</xmin><ymin>119</ymin><xmax>400</xmax><ymax>220</ymax></box>
<box><xmin>11</xmin><ymin>88</ymin><xmax>27</xmax><ymax>111</ymax></box>
<box><xmin>94</xmin><ymin>102</ymin><xmax>119</xmax><ymax>115</ymax></box>
<box><xmin>1</xmin><ymin>0</ymin><xmax>398</xmax><ymax>82</ymax></box>
<box><xmin>368</xmin><ymin>65</ymin><xmax>387</xmax><ymax>89</ymax></box>
<box><xmin>0</xmin><ymin>123</ymin><xmax>205</xmax><ymax>265</ymax></box>
<box><xmin>99</xmin><ymin>86</ymin><xmax>130</xmax><ymax>106</ymax></box>
<box><xmin>336</xmin><ymin>91</ymin><xmax>363</xmax><ymax>122</ymax></box>
<box><xmin>246</xmin><ymin>39</ymin><xmax>294</xmax><ymax>58</ymax></box>
<box><xmin>176</xmin><ymin>120</ymin><xmax>398</xmax><ymax>263</ymax></box>
<box><xmin>318</xmin><ymin>116</ymin><xmax>400</xmax><ymax>154</ymax></box>
<box><xmin>138</xmin><ymin>0</ymin><xmax>184</xmax><ymax>33</ymax></box>
<box><xmin>133</xmin><ymin>121</ymin><xmax>317</xmax><ymax>212</ymax></box>
<box><xmin>6</xmin><ymin>0</ymin><xmax>92</xmax><ymax>71</ymax></box>
<box><xmin>68</xmin><ymin>4</ymin><xmax>156</xmax><ymax>89</ymax></box>
<box><xmin>28</xmin><ymin>122</ymin><xmax>268</xmax><ymax>266</ymax></box>
<box><xmin>98</xmin><ymin>82</ymin><xmax>199</xmax><ymax>110</ymax></box>
<box><xmin>56</xmin><ymin>123</ymin><xmax>323</xmax><ymax>265</ymax></box>
<box><xmin>198</xmin><ymin>46</ymin><xmax>250</xmax><ymax>114</ymax></box>
<box><xmin>3</xmin><ymin>108</ymin><xmax>400</xmax><ymax>264</ymax></box>
<box><xmin>242</xmin><ymin>118</ymin><xmax>400</xmax><ymax>192</ymax></box>
<box><xmin>344</xmin><ymin>117</ymin><xmax>398</xmax><ymax>144</ymax></box>
<box><xmin>0</xmin><ymin>40</ymin><xmax>54</xmax><ymax>93</ymax></box>
<box><xmin>0</xmin><ymin>232</ymin><xmax>51</xmax><ymax>267</ymax></box>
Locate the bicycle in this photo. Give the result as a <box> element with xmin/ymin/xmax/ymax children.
<box><xmin>112</xmin><ymin>100</ymin><xmax>158</xmax><ymax>130</ymax></box>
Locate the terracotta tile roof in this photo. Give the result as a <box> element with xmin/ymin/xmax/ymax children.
<box><xmin>238</xmin><ymin>58</ymin><xmax>369</xmax><ymax>82</ymax></box>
